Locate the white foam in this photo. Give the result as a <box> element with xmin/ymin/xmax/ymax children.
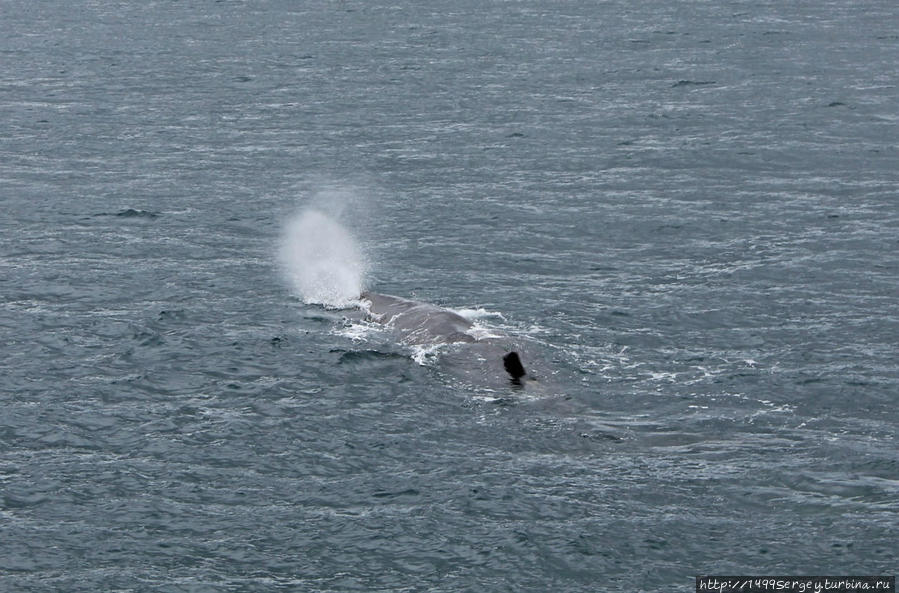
<box><xmin>465</xmin><ymin>323</ymin><xmax>503</xmax><ymax>341</ymax></box>
<box><xmin>453</xmin><ymin>307</ymin><xmax>506</xmax><ymax>322</ymax></box>
<box><xmin>410</xmin><ymin>343</ymin><xmax>442</xmax><ymax>366</ymax></box>
<box><xmin>443</xmin><ymin>307</ymin><xmax>506</xmax><ymax>341</ymax></box>
<box><xmin>331</xmin><ymin>319</ymin><xmax>380</xmax><ymax>343</ymax></box>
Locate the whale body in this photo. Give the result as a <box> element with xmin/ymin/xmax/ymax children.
<box><xmin>359</xmin><ymin>291</ymin><xmax>528</xmax><ymax>383</ymax></box>
<box><xmin>360</xmin><ymin>291</ymin><xmax>476</xmax><ymax>345</ymax></box>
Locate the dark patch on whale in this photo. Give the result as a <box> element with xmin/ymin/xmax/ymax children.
<box><xmin>503</xmin><ymin>352</ymin><xmax>526</xmax><ymax>383</ymax></box>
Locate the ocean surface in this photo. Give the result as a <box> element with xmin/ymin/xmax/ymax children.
<box><xmin>2</xmin><ymin>1</ymin><xmax>897</xmax><ymax>591</ymax></box>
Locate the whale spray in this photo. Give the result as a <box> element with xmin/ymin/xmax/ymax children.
<box><xmin>279</xmin><ymin>208</ymin><xmax>366</xmax><ymax>309</ymax></box>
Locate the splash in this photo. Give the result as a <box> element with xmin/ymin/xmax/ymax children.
<box><xmin>279</xmin><ymin>209</ymin><xmax>366</xmax><ymax>308</ymax></box>
<box><xmin>453</xmin><ymin>307</ymin><xmax>505</xmax><ymax>340</ymax></box>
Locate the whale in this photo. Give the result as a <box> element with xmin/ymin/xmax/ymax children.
<box><xmin>360</xmin><ymin>291</ymin><xmax>476</xmax><ymax>345</ymax></box>
<box><xmin>358</xmin><ymin>291</ymin><xmax>529</xmax><ymax>384</ymax></box>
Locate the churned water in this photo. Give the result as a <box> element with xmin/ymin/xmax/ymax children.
<box><xmin>1</xmin><ymin>1</ymin><xmax>897</xmax><ymax>591</ymax></box>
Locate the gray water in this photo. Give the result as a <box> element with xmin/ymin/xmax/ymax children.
<box><xmin>2</xmin><ymin>1</ymin><xmax>897</xmax><ymax>591</ymax></box>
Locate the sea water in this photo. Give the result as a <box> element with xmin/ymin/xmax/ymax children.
<box><xmin>1</xmin><ymin>1</ymin><xmax>897</xmax><ymax>591</ymax></box>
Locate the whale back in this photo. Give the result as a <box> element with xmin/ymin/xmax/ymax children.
<box><xmin>360</xmin><ymin>292</ymin><xmax>476</xmax><ymax>345</ymax></box>
<box><xmin>359</xmin><ymin>291</ymin><xmax>530</xmax><ymax>385</ymax></box>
